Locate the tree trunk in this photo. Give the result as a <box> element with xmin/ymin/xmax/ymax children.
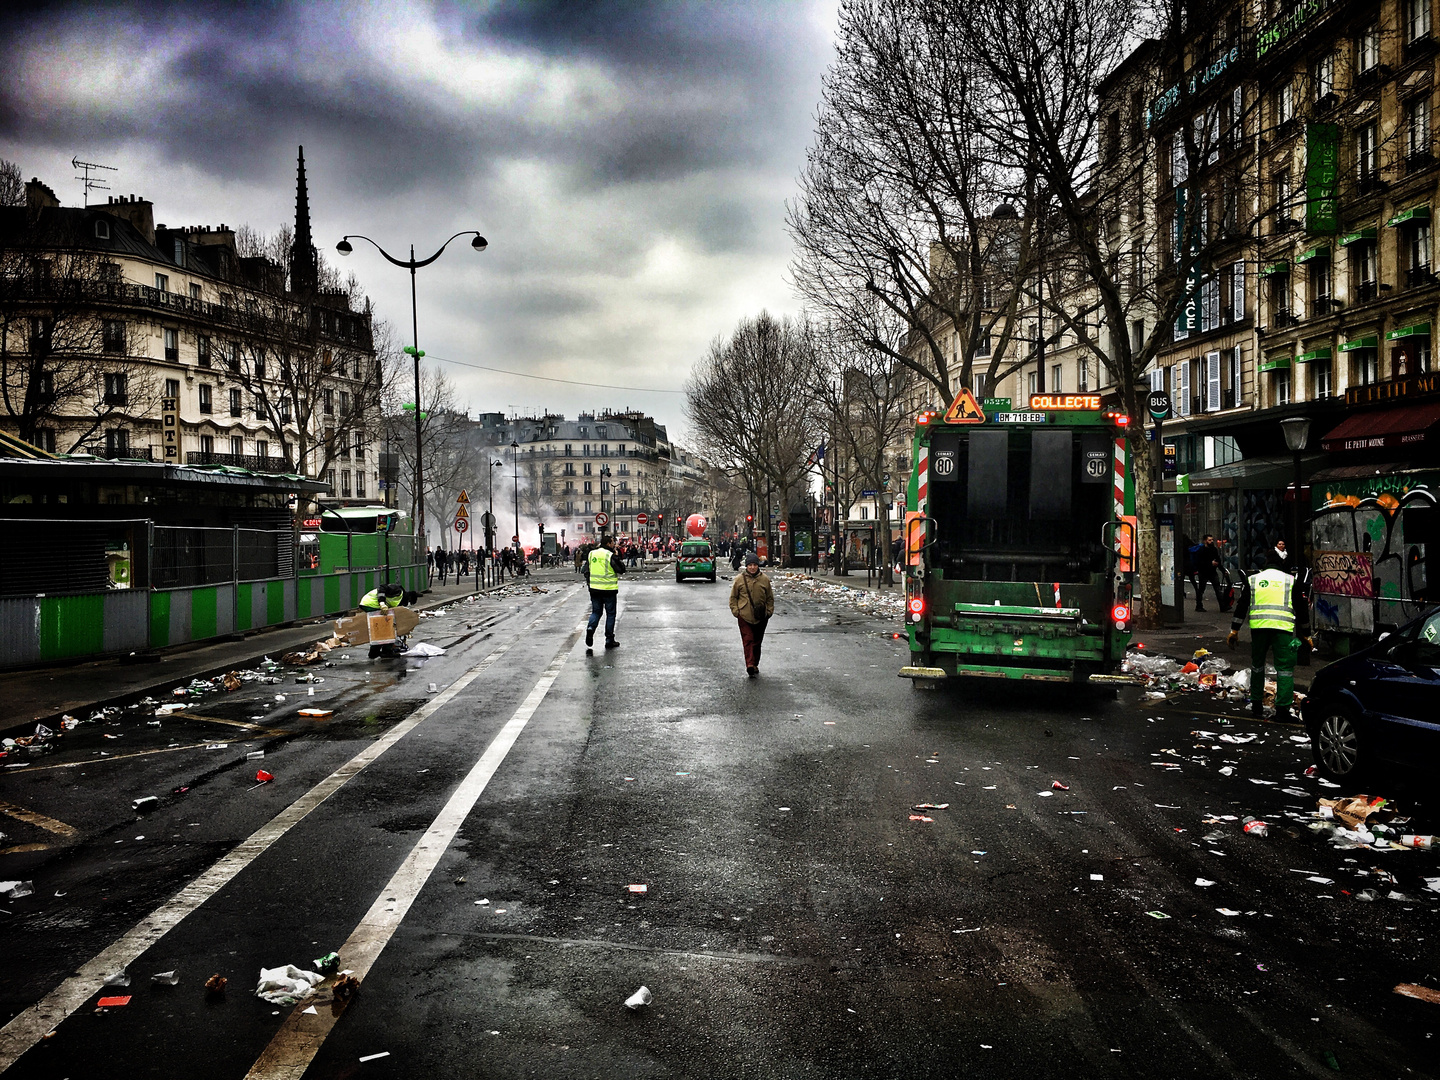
<box><xmin>1129</xmin><ymin>431</ymin><xmax>1162</xmax><ymax>629</ymax></box>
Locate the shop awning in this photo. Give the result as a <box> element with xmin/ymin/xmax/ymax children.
<box><xmin>1321</xmin><ymin>401</ymin><xmax>1440</xmax><ymax>452</ymax></box>
<box><xmin>1341</xmin><ymin>334</ymin><xmax>1379</xmax><ymax>352</ymax></box>
<box><xmin>1296</xmin><ymin>245</ymin><xmax>1331</xmax><ymax>264</ymax></box>
<box><xmin>1259</xmin><ymin>355</ymin><xmax>1292</xmax><ymax>372</ymax></box>
<box><xmin>1339</xmin><ymin>227</ymin><xmax>1378</xmax><ymax>247</ymax></box>
<box><xmin>1388</xmin><ymin>206</ymin><xmax>1431</xmax><ymax>227</ymax></box>
<box><xmin>1260</xmin><ymin>261</ymin><xmax>1290</xmax><ymax>277</ymax></box>
<box><xmin>1386</xmin><ymin>322</ymin><xmax>1432</xmax><ymax>340</ymax></box>
<box><xmin>1296</xmin><ymin>346</ymin><xmax>1333</xmax><ymax>363</ymax></box>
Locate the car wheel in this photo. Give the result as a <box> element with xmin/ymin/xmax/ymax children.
<box><xmin>1313</xmin><ymin>705</ymin><xmax>1363</xmax><ymax>781</ymax></box>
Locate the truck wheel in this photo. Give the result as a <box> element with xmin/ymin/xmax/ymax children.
<box><xmin>676</xmin><ymin>571</ymin><xmax>684</xmax><ymax>583</ymax></box>
<box><xmin>708</xmin><ymin>572</ymin><xmax>716</xmax><ymax>582</ymax></box>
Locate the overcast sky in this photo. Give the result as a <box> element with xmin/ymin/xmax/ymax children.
<box><xmin>0</xmin><ymin>0</ymin><xmax>837</xmax><ymax>443</ymax></box>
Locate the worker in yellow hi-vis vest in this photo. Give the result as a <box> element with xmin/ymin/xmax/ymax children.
<box><xmin>583</xmin><ymin>534</ymin><xmax>626</xmax><ymax>651</ymax></box>
<box><xmin>1227</xmin><ymin>550</ymin><xmax>1312</xmax><ymax>718</ymax></box>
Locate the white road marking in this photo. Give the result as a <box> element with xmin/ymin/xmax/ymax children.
<box><xmin>0</xmin><ymin>799</ymin><xmax>77</xmax><ymax>837</ymax></box>
<box><xmin>245</xmin><ymin>624</ymin><xmax>584</xmax><ymax>1079</ymax></box>
<box><xmin>0</xmin><ymin>589</ymin><xmax>578</xmax><ymax>1075</ymax></box>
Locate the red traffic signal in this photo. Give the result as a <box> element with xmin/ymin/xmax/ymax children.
<box><xmin>746</xmin><ymin>514</ymin><xmax>754</xmax><ymax>523</ymax></box>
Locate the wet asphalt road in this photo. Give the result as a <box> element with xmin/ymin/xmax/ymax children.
<box><xmin>3</xmin><ymin>569</ymin><xmax>1440</xmax><ymax>1079</ymax></box>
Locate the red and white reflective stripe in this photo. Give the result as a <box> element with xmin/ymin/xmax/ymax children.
<box><xmin>1112</xmin><ymin>438</ymin><xmax>1126</xmax><ymax>521</ymax></box>
<box><xmin>916</xmin><ymin>444</ymin><xmax>929</xmax><ymax>515</ymax></box>
<box><xmin>1113</xmin><ymin>438</ymin><xmax>1134</xmax><ymax>573</ymax></box>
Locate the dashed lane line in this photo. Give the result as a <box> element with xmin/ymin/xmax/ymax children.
<box><xmin>0</xmin><ymin>587</ymin><xmax>579</xmax><ymax>1076</ymax></box>
<box><xmin>0</xmin><ymin>799</ymin><xmax>77</xmax><ymax>837</ymax></box>
<box><xmin>244</xmin><ymin>623</ymin><xmax>585</xmax><ymax>1080</ymax></box>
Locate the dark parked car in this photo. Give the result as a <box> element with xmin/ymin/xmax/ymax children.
<box><xmin>1303</xmin><ymin>605</ymin><xmax>1440</xmax><ymax>781</ymax></box>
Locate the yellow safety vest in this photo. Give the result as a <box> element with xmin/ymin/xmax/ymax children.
<box><xmin>1248</xmin><ymin>570</ymin><xmax>1295</xmax><ymax>632</ymax></box>
<box><xmin>588</xmin><ymin>548</ymin><xmax>618</xmax><ymax>591</ymax></box>
<box><xmin>360</xmin><ymin>589</ymin><xmax>401</xmax><ymax>611</ymax></box>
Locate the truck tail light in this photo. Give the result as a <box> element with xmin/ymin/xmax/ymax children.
<box><xmin>1111</xmin><ymin>603</ymin><xmax>1130</xmax><ymax>631</ymax></box>
<box><xmin>906</xmin><ymin>579</ymin><xmax>926</xmax><ymax>624</ymax></box>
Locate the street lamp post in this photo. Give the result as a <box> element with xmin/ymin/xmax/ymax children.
<box><xmin>511</xmin><ymin>438</ymin><xmax>520</xmax><ymax>554</ymax></box>
<box><xmin>600</xmin><ymin>463</ymin><xmax>611</xmax><ymax>538</ymax></box>
<box><xmin>1279</xmin><ymin>416</ymin><xmax>1312</xmax><ymax>560</ymax></box>
<box><xmin>336</xmin><ymin>229</ymin><xmax>487</xmax><ymax>561</ymax></box>
<box><xmin>487</xmin><ymin>457</ymin><xmax>502</xmax><ymax>555</ymax></box>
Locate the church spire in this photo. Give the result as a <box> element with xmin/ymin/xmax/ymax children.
<box><xmin>290</xmin><ymin>145</ymin><xmax>318</xmax><ymax>295</ymax></box>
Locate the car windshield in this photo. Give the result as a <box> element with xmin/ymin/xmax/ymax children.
<box><xmin>681</xmin><ymin>543</ymin><xmax>710</xmax><ymax>557</ymax></box>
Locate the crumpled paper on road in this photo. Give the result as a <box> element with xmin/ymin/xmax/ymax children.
<box><xmin>255</xmin><ymin>964</ymin><xmax>325</xmax><ymax>1004</ymax></box>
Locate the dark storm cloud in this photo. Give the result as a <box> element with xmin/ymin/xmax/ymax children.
<box><xmin>0</xmin><ymin>0</ymin><xmax>834</xmax><ymax>433</ymax></box>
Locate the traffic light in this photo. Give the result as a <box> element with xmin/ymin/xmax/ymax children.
<box><xmin>538</xmin><ymin>522</ymin><xmax>546</xmax><ymax>532</ymax></box>
<box><xmin>746</xmin><ymin>514</ymin><xmax>754</xmax><ymax>523</ymax></box>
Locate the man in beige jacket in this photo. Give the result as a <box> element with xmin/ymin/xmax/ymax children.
<box><xmin>728</xmin><ymin>551</ymin><xmax>775</xmax><ymax>678</ymax></box>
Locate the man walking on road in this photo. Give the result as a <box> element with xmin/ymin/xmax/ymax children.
<box><xmin>584</xmin><ymin>534</ymin><xmax>625</xmax><ymax>651</ymax></box>
<box><xmin>1227</xmin><ymin>549</ymin><xmax>1312</xmax><ymax>718</ymax></box>
<box><xmin>729</xmin><ymin>551</ymin><xmax>774</xmax><ymax>678</ymax></box>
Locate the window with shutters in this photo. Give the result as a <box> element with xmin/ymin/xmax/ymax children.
<box><xmin>1228</xmin><ymin>347</ymin><xmax>1243</xmax><ymax>408</ymax></box>
<box><xmin>1231</xmin><ymin>262</ymin><xmax>1245</xmax><ymax>321</ymax></box>
<box><xmin>1205</xmin><ymin>352</ymin><xmax>1221</xmax><ymax>411</ymax></box>
<box><xmin>1200</xmin><ymin>278</ymin><xmax>1220</xmax><ymax>332</ymax></box>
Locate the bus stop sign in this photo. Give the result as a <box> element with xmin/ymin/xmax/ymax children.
<box><xmin>1148</xmin><ymin>391</ymin><xmax>1171</xmax><ymax>420</ymax></box>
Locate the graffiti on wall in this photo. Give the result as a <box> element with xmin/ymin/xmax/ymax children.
<box><xmin>1312</xmin><ymin>551</ymin><xmax>1374</xmax><ymax>597</ymax></box>
<box><xmin>1308</xmin><ymin>482</ymin><xmax>1435</xmax><ymax>632</ymax></box>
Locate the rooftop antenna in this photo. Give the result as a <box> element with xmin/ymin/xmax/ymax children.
<box><xmin>71</xmin><ymin>156</ymin><xmax>117</xmax><ymax>207</ymax></box>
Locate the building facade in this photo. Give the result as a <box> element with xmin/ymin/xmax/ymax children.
<box><xmin>0</xmin><ymin>150</ymin><xmax>382</xmax><ymax>511</ymax></box>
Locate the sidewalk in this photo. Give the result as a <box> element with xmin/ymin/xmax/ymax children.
<box><xmin>1</xmin><ymin>575</ymin><xmax>548</xmax><ymax>732</ymax></box>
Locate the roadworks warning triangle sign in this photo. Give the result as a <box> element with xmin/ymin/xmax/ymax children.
<box><xmin>457</xmin><ymin>490</ymin><xmax>470</xmax><ymax>504</ymax></box>
<box><xmin>942</xmin><ymin>387</ymin><xmax>986</xmax><ymax>424</ymax></box>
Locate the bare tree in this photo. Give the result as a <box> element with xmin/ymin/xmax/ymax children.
<box><xmin>0</xmin><ymin>245</ymin><xmax>160</xmax><ymax>450</ymax></box>
<box><xmin>0</xmin><ymin>159</ymin><xmax>22</xmax><ymax>209</ymax></box>
<box><xmin>952</xmin><ymin>0</ymin><xmax>1251</xmax><ymax>623</ymax></box>
<box><xmin>382</xmin><ymin>357</ymin><xmax>468</xmax><ymax>544</ymax></box>
<box><xmin>813</xmin><ymin>314</ymin><xmax>916</xmax><ymax>584</ymax></box>
<box><xmin>224</xmin><ymin>289</ymin><xmax>382</xmax><ymax>481</ymax></box>
<box><xmin>789</xmin><ymin>0</ymin><xmax>1041</xmax><ymax>408</ymax></box>
<box><xmin>685</xmin><ymin>312</ymin><xmax>822</xmax><ymax>550</ymax></box>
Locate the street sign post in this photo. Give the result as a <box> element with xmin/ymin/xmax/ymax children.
<box><xmin>594</xmin><ymin>511</ymin><xmax>609</xmax><ymax>529</ymax></box>
<box><xmin>637</xmin><ymin>513</ymin><xmax>648</xmax><ymax>525</ymax></box>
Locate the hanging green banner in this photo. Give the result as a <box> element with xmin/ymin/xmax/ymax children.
<box><xmin>1306</xmin><ymin>123</ymin><xmax>1340</xmax><ymax>235</ymax></box>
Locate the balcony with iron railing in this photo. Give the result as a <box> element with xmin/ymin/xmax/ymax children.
<box><xmin>0</xmin><ymin>277</ymin><xmax>374</xmax><ymax>352</ymax></box>
<box><xmin>185</xmin><ymin>451</ymin><xmax>299</xmax><ymax>474</ymax></box>
<box><xmin>75</xmin><ymin>444</ymin><xmax>154</xmax><ymax>461</ymax></box>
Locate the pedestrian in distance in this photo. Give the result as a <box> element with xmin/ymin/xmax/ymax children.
<box><xmin>1193</xmin><ymin>534</ymin><xmax>1229</xmax><ymax>612</ymax></box>
<box><xmin>584</xmin><ymin>533</ymin><xmax>626</xmax><ymax>651</ymax></box>
<box><xmin>729</xmin><ymin>551</ymin><xmax>774</xmax><ymax>678</ymax></box>
<box><xmin>1227</xmin><ymin>548</ymin><xmax>1313</xmax><ymax>719</ymax></box>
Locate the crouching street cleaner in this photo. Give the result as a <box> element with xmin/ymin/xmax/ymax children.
<box><xmin>1227</xmin><ymin>551</ymin><xmax>1312</xmax><ymax>719</ymax></box>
